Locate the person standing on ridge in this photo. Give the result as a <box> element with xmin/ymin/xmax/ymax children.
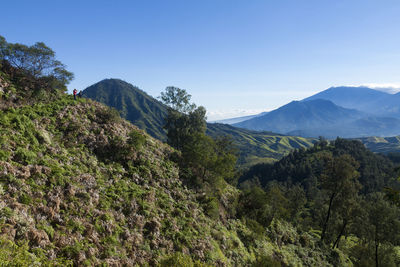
<box><xmin>73</xmin><ymin>89</ymin><xmax>77</xmax><ymax>100</ymax></box>
<box><xmin>78</xmin><ymin>90</ymin><xmax>83</xmax><ymax>98</ymax></box>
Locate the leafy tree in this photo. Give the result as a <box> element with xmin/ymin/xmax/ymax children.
<box><xmin>160</xmin><ymin>86</ymin><xmax>196</xmax><ymax>114</ymax></box>
<box><xmin>237</xmin><ymin>186</ymin><xmax>274</xmax><ymax>227</ymax></box>
<box><xmin>164</xmin><ymin>106</ymin><xmax>206</xmax><ymax>151</ymax></box>
<box><xmin>353</xmin><ymin>193</ymin><xmax>400</xmax><ymax>267</ymax></box>
<box><xmin>0</xmin><ymin>35</ymin><xmax>73</xmax><ymax>91</ymax></box>
<box><xmin>160</xmin><ymin>86</ymin><xmax>237</xmax><ymax>197</ymax></box>
<box><xmin>319</xmin><ymin>153</ymin><xmax>360</xmax><ymax>242</ymax></box>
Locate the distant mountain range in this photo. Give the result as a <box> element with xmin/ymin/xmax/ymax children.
<box><xmin>230</xmin><ymin>86</ymin><xmax>400</xmax><ymax>138</ymax></box>
<box><xmin>83</xmin><ymin>79</ymin><xmax>316</xmax><ymax>166</ymax></box>
<box><xmin>303</xmin><ymin>86</ymin><xmax>400</xmax><ymax>118</ymax></box>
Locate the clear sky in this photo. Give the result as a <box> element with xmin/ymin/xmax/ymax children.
<box><xmin>3</xmin><ymin>0</ymin><xmax>400</xmax><ymax>120</ymax></box>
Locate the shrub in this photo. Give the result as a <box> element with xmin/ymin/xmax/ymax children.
<box><xmin>252</xmin><ymin>255</ymin><xmax>281</xmax><ymax>267</ymax></box>
<box><xmin>14</xmin><ymin>147</ymin><xmax>36</xmax><ymax>165</ymax></box>
<box><xmin>159</xmin><ymin>252</ymin><xmax>206</xmax><ymax>267</ymax></box>
<box><xmin>127</xmin><ymin>130</ymin><xmax>146</xmax><ymax>150</ymax></box>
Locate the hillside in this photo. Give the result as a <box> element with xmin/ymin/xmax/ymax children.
<box><xmin>0</xmin><ymin>69</ymin><xmax>354</xmax><ymax>266</ymax></box>
<box><xmin>357</xmin><ymin>135</ymin><xmax>400</xmax><ymax>154</ymax></box>
<box><xmin>83</xmin><ymin>79</ymin><xmax>168</xmax><ymax>141</ymax></box>
<box><xmin>207</xmin><ymin>123</ymin><xmax>316</xmax><ymax>166</ymax></box>
<box><xmin>83</xmin><ymin>79</ymin><xmax>316</xmax><ymax>165</ymax></box>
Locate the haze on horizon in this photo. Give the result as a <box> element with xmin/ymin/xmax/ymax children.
<box><xmin>3</xmin><ymin>0</ymin><xmax>400</xmax><ymax>120</ymax></box>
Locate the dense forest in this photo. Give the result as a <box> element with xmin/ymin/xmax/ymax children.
<box><xmin>1</xmin><ymin>36</ymin><xmax>400</xmax><ymax>266</ymax></box>
<box><xmin>239</xmin><ymin>138</ymin><xmax>400</xmax><ymax>266</ymax></box>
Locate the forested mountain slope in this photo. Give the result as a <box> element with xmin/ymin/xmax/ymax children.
<box><xmin>0</xmin><ymin>66</ymin><xmax>353</xmax><ymax>266</ymax></box>
<box><xmin>83</xmin><ymin>79</ymin><xmax>168</xmax><ymax>141</ymax></box>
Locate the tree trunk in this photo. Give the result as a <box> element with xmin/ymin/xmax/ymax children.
<box><xmin>375</xmin><ymin>225</ymin><xmax>379</xmax><ymax>267</ymax></box>
<box><xmin>321</xmin><ymin>192</ymin><xmax>335</xmax><ymax>241</ymax></box>
<box><xmin>332</xmin><ymin>219</ymin><xmax>347</xmax><ymax>249</ymax></box>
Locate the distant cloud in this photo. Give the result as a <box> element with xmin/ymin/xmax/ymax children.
<box><xmin>360</xmin><ymin>83</ymin><xmax>400</xmax><ymax>94</ymax></box>
<box><xmin>207</xmin><ymin>109</ymin><xmax>267</xmax><ymax>121</ymax></box>
<box><xmin>341</xmin><ymin>83</ymin><xmax>400</xmax><ymax>94</ymax></box>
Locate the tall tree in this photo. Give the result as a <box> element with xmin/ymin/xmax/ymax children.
<box><xmin>365</xmin><ymin>193</ymin><xmax>400</xmax><ymax>267</ymax></box>
<box><xmin>319</xmin><ymin>153</ymin><xmax>360</xmax><ymax>242</ymax></box>
<box><xmin>160</xmin><ymin>86</ymin><xmax>237</xmax><ymax>190</ymax></box>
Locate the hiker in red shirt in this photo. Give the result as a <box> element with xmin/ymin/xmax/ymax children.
<box><xmin>73</xmin><ymin>89</ymin><xmax>77</xmax><ymax>100</ymax></box>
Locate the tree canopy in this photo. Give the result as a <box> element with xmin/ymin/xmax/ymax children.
<box><xmin>0</xmin><ymin>35</ymin><xmax>73</xmax><ymax>91</ymax></box>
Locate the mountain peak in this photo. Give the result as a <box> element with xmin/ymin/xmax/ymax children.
<box><xmin>83</xmin><ymin>79</ymin><xmax>167</xmax><ymax>140</ymax></box>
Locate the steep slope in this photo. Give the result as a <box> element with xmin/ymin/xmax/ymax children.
<box><xmin>0</xmin><ymin>71</ymin><xmax>350</xmax><ymax>266</ymax></box>
<box><xmin>83</xmin><ymin>79</ymin><xmax>167</xmax><ymax>140</ymax></box>
<box><xmin>304</xmin><ymin>86</ymin><xmax>400</xmax><ymax>118</ymax></box>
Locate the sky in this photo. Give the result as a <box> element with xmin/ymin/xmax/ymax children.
<box><xmin>2</xmin><ymin>0</ymin><xmax>400</xmax><ymax>120</ymax></box>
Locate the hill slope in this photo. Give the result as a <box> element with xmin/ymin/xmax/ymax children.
<box><xmin>0</xmin><ymin>70</ymin><xmax>351</xmax><ymax>266</ymax></box>
<box><xmin>83</xmin><ymin>79</ymin><xmax>167</xmax><ymax>140</ymax></box>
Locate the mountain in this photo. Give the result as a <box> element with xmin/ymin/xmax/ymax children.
<box><xmin>83</xmin><ymin>79</ymin><xmax>167</xmax><ymax>140</ymax></box>
<box><xmin>304</xmin><ymin>86</ymin><xmax>400</xmax><ymax>118</ymax></box>
<box><xmin>83</xmin><ymin>79</ymin><xmax>316</xmax><ymax>165</ymax></box>
<box><xmin>234</xmin><ymin>99</ymin><xmax>364</xmax><ymax>134</ymax></box>
<box><xmin>234</xmin><ymin>98</ymin><xmax>400</xmax><ymax>138</ymax></box>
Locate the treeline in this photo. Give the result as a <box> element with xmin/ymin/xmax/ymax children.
<box><xmin>239</xmin><ymin>138</ymin><xmax>400</xmax><ymax>266</ymax></box>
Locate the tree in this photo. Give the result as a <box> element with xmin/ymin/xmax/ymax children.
<box><xmin>359</xmin><ymin>193</ymin><xmax>400</xmax><ymax>267</ymax></box>
<box><xmin>160</xmin><ymin>86</ymin><xmax>237</xmax><ymax>190</ymax></box>
<box><xmin>319</xmin><ymin>153</ymin><xmax>360</xmax><ymax>242</ymax></box>
<box><xmin>160</xmin><ymin>86</ymin><xmax>195</xmax><ymax>114</ymax></box>
<box><xmin>0</xmin><ymin>35</ymin><xmax>73</xmax><ymax>91</ymax></box>
<box><xmin>160</xmin><ymin>87</ymin><xmax>206</xmax><ymax>151</ymax></box>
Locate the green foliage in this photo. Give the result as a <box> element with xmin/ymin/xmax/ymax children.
<box><xmin>237</xmin><ymin>186</ymin><xmax>274</xmax><ymax>227</ymax></box>
<box><xmin>127</xmin><ymin>130</ymin><xmax>146</xmax><ymax>150</ymax></box>
<box><xmin>160</xmin><ymin>86</ymin><xmax>196</xmax><ymax>114</ymax></box>
<box><xmin>13</xmin><ymin>147</ymin><xmax>37</xmax><ymax>165</ymax></box>
<box><xmin>159</xmin><ymin>252</ymin><xmax>206</xmax><ymax>267</ymax></box>
<box><xmin>204</xmin><ymin>197</ymin><xmax>220</xmax><ymax>219</ymax></box>
<box><xmin>252</xmin><ymin>255</ymin><xmax>281</xmax><ymax>267</ymax></box>
<box><xmin>0</xmin><ymin>35</ymin><xmax>73</xmax><ymax>90</ymax></box>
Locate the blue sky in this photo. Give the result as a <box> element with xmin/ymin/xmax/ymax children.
<box><xmin>3</xmin><ymin>0</ymin><xmax>400</xmax><ymax>120</ymax></box>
